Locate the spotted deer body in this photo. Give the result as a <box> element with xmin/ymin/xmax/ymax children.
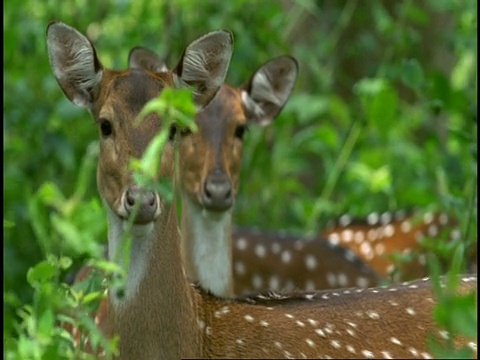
<box><xmin>231</xmin><ymin>227</ymin><xmax>381</xmax><ymax>294</ymax></box>
<box><xmin>320</xmin><ymin>210</ymin><xmax>473</xmax><ymax>280</ymax></box>
<box><xmin>49</xmin><ymin>21</ymin><xmax>477</xmax><ymax>359</ymax></box>
<box><xmin>230</xmin><ymin>209</ymin><xmax>469</xmax><ymax>295</ymax></box>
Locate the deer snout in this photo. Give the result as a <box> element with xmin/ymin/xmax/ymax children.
<box><xmin>203</xmin><ymin>170</ymin><xmax>233</xmax><ymax>211</ymax></box>
<box><xmin>123</xmin><ymin>185</ymin><xmax>159</xmax><ymax>224</ymax></box>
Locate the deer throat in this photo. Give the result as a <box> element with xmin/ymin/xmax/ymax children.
<box><xmin>106</xmin><ymin>205</ymin><xmax>201</xmax><ymax>358</ymax></box>
<box><xmin>181</xmin><ymin>195</ymin><xmax>234</xmax><ymax>298</ymax></box>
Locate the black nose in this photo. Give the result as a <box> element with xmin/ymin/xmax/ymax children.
<box><xmin>203</xmin><ymin>170</ymin><xmax>233</xmax><ymax>211</ymax></box>
<box><xmin>124</xmin><ymin>185</ymin><xmax>158</xmax><ymax>224</ymax></box>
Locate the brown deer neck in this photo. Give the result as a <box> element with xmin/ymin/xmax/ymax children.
<box><xmin>180</xmin><ymin>194</ymin><xmax>234</xmax><ymax>298</ymax></box>
<box><xmin>106</xmin><ymin>204</ymin><xmax>202</xmax><ymax>359</ymax></box>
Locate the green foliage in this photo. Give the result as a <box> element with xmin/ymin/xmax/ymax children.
<box><xmin>5</xmin><ymin>0</ymin><xmax>476</xmax><ymax>358</ymax></box>
<box><xmin>4</xmin><ymin>255</ymin><xmax>118</xmax><ymax>359</ymax></box>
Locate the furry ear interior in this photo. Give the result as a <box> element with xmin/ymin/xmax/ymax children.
<box><xmin>128</xmin><ymin>46</ymin><xmax>168</xmax><ymax>72</ymax></box>
<box><xmin>172</xmin><ymin>30</ymin><xmax>234</xmax><ymax>109</ymax></box>
<box><xmin>46</xmin><ymin>21</ymin><xmax>103</xmax><ymax>109</ymax></box>
<box><xmin>241</xmin><ymin>56</ymin><xmax>298</xmax><ymax>126</ymax></box>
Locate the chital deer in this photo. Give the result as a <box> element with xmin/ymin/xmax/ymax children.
<box><xmin>128</xmin><ymin>47</ymin><xmax>382</xmax><ymax>297</ymax></box>
<box><xmin>231</xmin><ymin>209</ymin><xmax>469</xmax><ymax>294</ymax></box>
<box><xmin>49</xmin><ymin>21</ymin><xmax>477</xmax><ymax>359</ymax></box>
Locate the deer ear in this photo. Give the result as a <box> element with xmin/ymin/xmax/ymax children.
<box><xmin>128</xmin><ymin>46</ymin><xmax>168</xmax><ymax>72</ymax></box>
<box><xmin>173</xmin><ymin>30</ymin><xmax>233</xmax><ymax>109</ymax></box>
<box><xmin>241</xmin><ymin>56</ymin><xmax>298</xmax><ymax>126</ymax></box>
<box><xmin>46</xmin><ymin>21</ymin><xmax>103</xmax><ymax>109</ymax></box>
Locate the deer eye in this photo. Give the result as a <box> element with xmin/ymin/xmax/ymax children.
<box><xmin>234</xmin><ymin>125</ymin><xmax>248</xmax><ymax>140</ymax></box>
<box><xmin>100</xmin><ymin>119</ymin><xmax>113</xmax><ymax>136</ymax></box>
<box><xmin>169</xmin><ymin>125</ymin><xmax>177</xmax><ymax>141</ymax></box>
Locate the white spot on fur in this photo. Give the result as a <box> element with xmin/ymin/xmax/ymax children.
<box><xmin>344</xmin><ymin>249</ymin><xmax>358</xmax><ymax>263</ymax></box>
<box><xmin>269</xmin><ymin>275</ymin><xmax>280</xmax><ymax>290</ymax></box>
<box><xmin>337</xmin><ymin>273</ymin><xmax>348</xmax><ymax>287</ymax></box>
<box><xmin>381</xmin><ymin>351</ymin><xmax>393</xmax><ymax>359</ymax></box>
<box><xmin>341</xmin><ymin>229</ymin><xmax>354</xmax><ymax>243</ymax></box>
<box><xmin>254</xmin><ymin>244</ymin><xmax>266</xmax><ymax>258</ymax></box>
<box><xmin>328</xmin><ymin>232</ymin><xmax>340</xmax><ymax>245</ymax></box>
<box><xmin>367</xmin><ymin>310</ymin><xmax>380</xmax><ymax>320</ymax></box>
<box><xmin>362</xmin><ymin>349</ymin><xmax>375</xmax><ymax>358</ymax></box>
<box><xmin>390</xmin><ymin>336</ymin><xmax>402</xmax><ymax>345</ymax></box>
<box><xmin>326</xmin><ymin>272</ymin><xmax>337</xmax><ymax>287</ymax></box>
<box><xmin>401</xmin><ymin>220</ymin><xmax>412</xmax><ymax>233</ymax></box>
<box><xmin>406</xmin><ymin>307</ymin><xmax>416</xmax><ymax>316</ymax></box>
<box><xmin>236</xmin><ymin>237</ymin><xmax>248</xmax><ymax>250</ymax></box>
<box><xmin>438</xmin><ymin>330</ymin><xmax>449</xmax><ymax>339</ymax></box>
<box><xmin>346</xmin><ymin>345</ymin><xmax>356</xmax><ymax>353</ymax></box>
<box><xmin>380</xmin><ymin>212</ymin><xmax>392</xmax><ymax>225</ymax></box>
<box><xmin>339</xmin><ymin>214</ymin><xmax>351</xmax><ymax>226</ymax></box>
<box><xmin>408</xmin><ymin>347</ymin><xmax>419</xmax><ymax>356</ymax></box>
<box><xmin>356</xmin><ymin>276</ymin><xmax>369</xmax><ymax>288</ymax></box>
<box><xmin>234</xmin><ymin>261</ymin><xmax>246</xmax><ymax>275</ymax></box>
<box><xmin>305</xmin><ymin>254</ymin><xmax>318</xmax><ymax>270</ymax></box>
<box><xmin>281</xmin><ymin>250</ymin><xmax>292</xmax><ymax>263</ymax></box>
<box><xmin>354</xmin><ymin>231</ymin><xmax>365</xmax><ymax>243</ymax></box>
<box><xmin>423</xmin><ymin>212</ymin><xmax>434</xmax><ymax>224</ymax></box>
<box><xmin>367</xmin><ymin>212</ymin><xmax>379</xmax><ymax>225</ymax></box>
<box><xmin>427</xmin><ymin>224</ymin><xmax>438</xmax><ymax>237</ymax></box>
<box><xmin>244</xmin><ymin>315</ymin><xmax>254</xmax><ymax>322</ymax></box>
<box><xmin>305</xmin><ymin>280</ymin><xmax>316</xmax><ymax>291</ymax></box>
<box><xmin>375</xmin><ymin>243</ymin><xmax>385</xmax><ymax>255</ymax></box>
<box><xmin>252</xmin><ymin>274</ymin><xmax>263</xmax><ymax>289</ymax></box>
<box><xmin>330</xmin><ymin>340</ymin><xmax>341</xmax><ymax>349</ymax></box>
<box><xmin>367</xmin><ymin>229</ymin><xmax>377</xmax><ymax>242</ymax></box>
<box><xmin>384</xmin><ymin>224</ymin><xmax>395</xmax><ymax>237</ymax></box>
<box><xmin>439</xmin><ymin>213</ymin><xmax>448</xmax><ymax>225</ymax></box>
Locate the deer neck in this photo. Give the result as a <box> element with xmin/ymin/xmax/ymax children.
<box><xmin>106</xmin><ymin>204</ymin><xmax>202</xmax><ymax>359</ymax></box>
<box><xmin>180</xmin><ymin>195</ymin><xmax>234</xmax><ymax>298</ymax></box>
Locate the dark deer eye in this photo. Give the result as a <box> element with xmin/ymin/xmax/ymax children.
<box><xmin>169</xmin><ymin>125</ymin><xmax>177</xmax><ymax>141</ymax></box>
<box><xmin>100</xmin><ymin>119</ymin><xmax>112</xmax><ymax>136</ymax></box>
<box><xmin>234</xmin><ymin>125</ymin><xmax>247</xmax><ymax>140</ymax></box>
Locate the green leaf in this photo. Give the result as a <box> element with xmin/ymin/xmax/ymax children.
<box><xmin>4</xmin><ymin>219</ymin><xmax>15</xmax><ymax>228</ymax></box>
<box><xmin>37</xmin><ymin>182</ymin><xmax>66</xmax><ymax>210</ymax></box>
<box><xmin>27</xmin><ymin>261</ymin><xmax>57</xmax><ymax>286</ymax></box>
<box><xmin>401</xmin><ymin>58</ymin><xmax>425</xmax><ymax>91</ymax></box>
<box><xmin>354</xmin><ymin>78</ymin><xmax>399</xmax><ymax>138</ymax></box>
<box><xmin>37</xmin><ymin>309</ymin><xmax>54</xmax><ymax>339</ymax></box>
<box><xmin>58</xmin><ymin>256</ymin><xmax>73</xmax><ymax>270</ymax></box>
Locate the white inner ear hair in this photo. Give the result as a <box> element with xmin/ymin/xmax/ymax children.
<box><xmin>177</xmin><ymin>33</ymin><xmax>232</xmax><ymax>95</ymax></box>
<box><xmin>48</xmin><ymin>33</ymin><xmax>102</xmax><ymax>107</ymax></box>
<box><xmin>250</xmin><ymin>70</ymin><xmax>283</xmax><ymax>107</ymax></box>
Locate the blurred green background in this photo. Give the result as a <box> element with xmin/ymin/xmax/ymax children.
<box><xmin>4</xmin><ymin>0</ymin><xmax>477</xmax><ymax>357</ymax></box>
